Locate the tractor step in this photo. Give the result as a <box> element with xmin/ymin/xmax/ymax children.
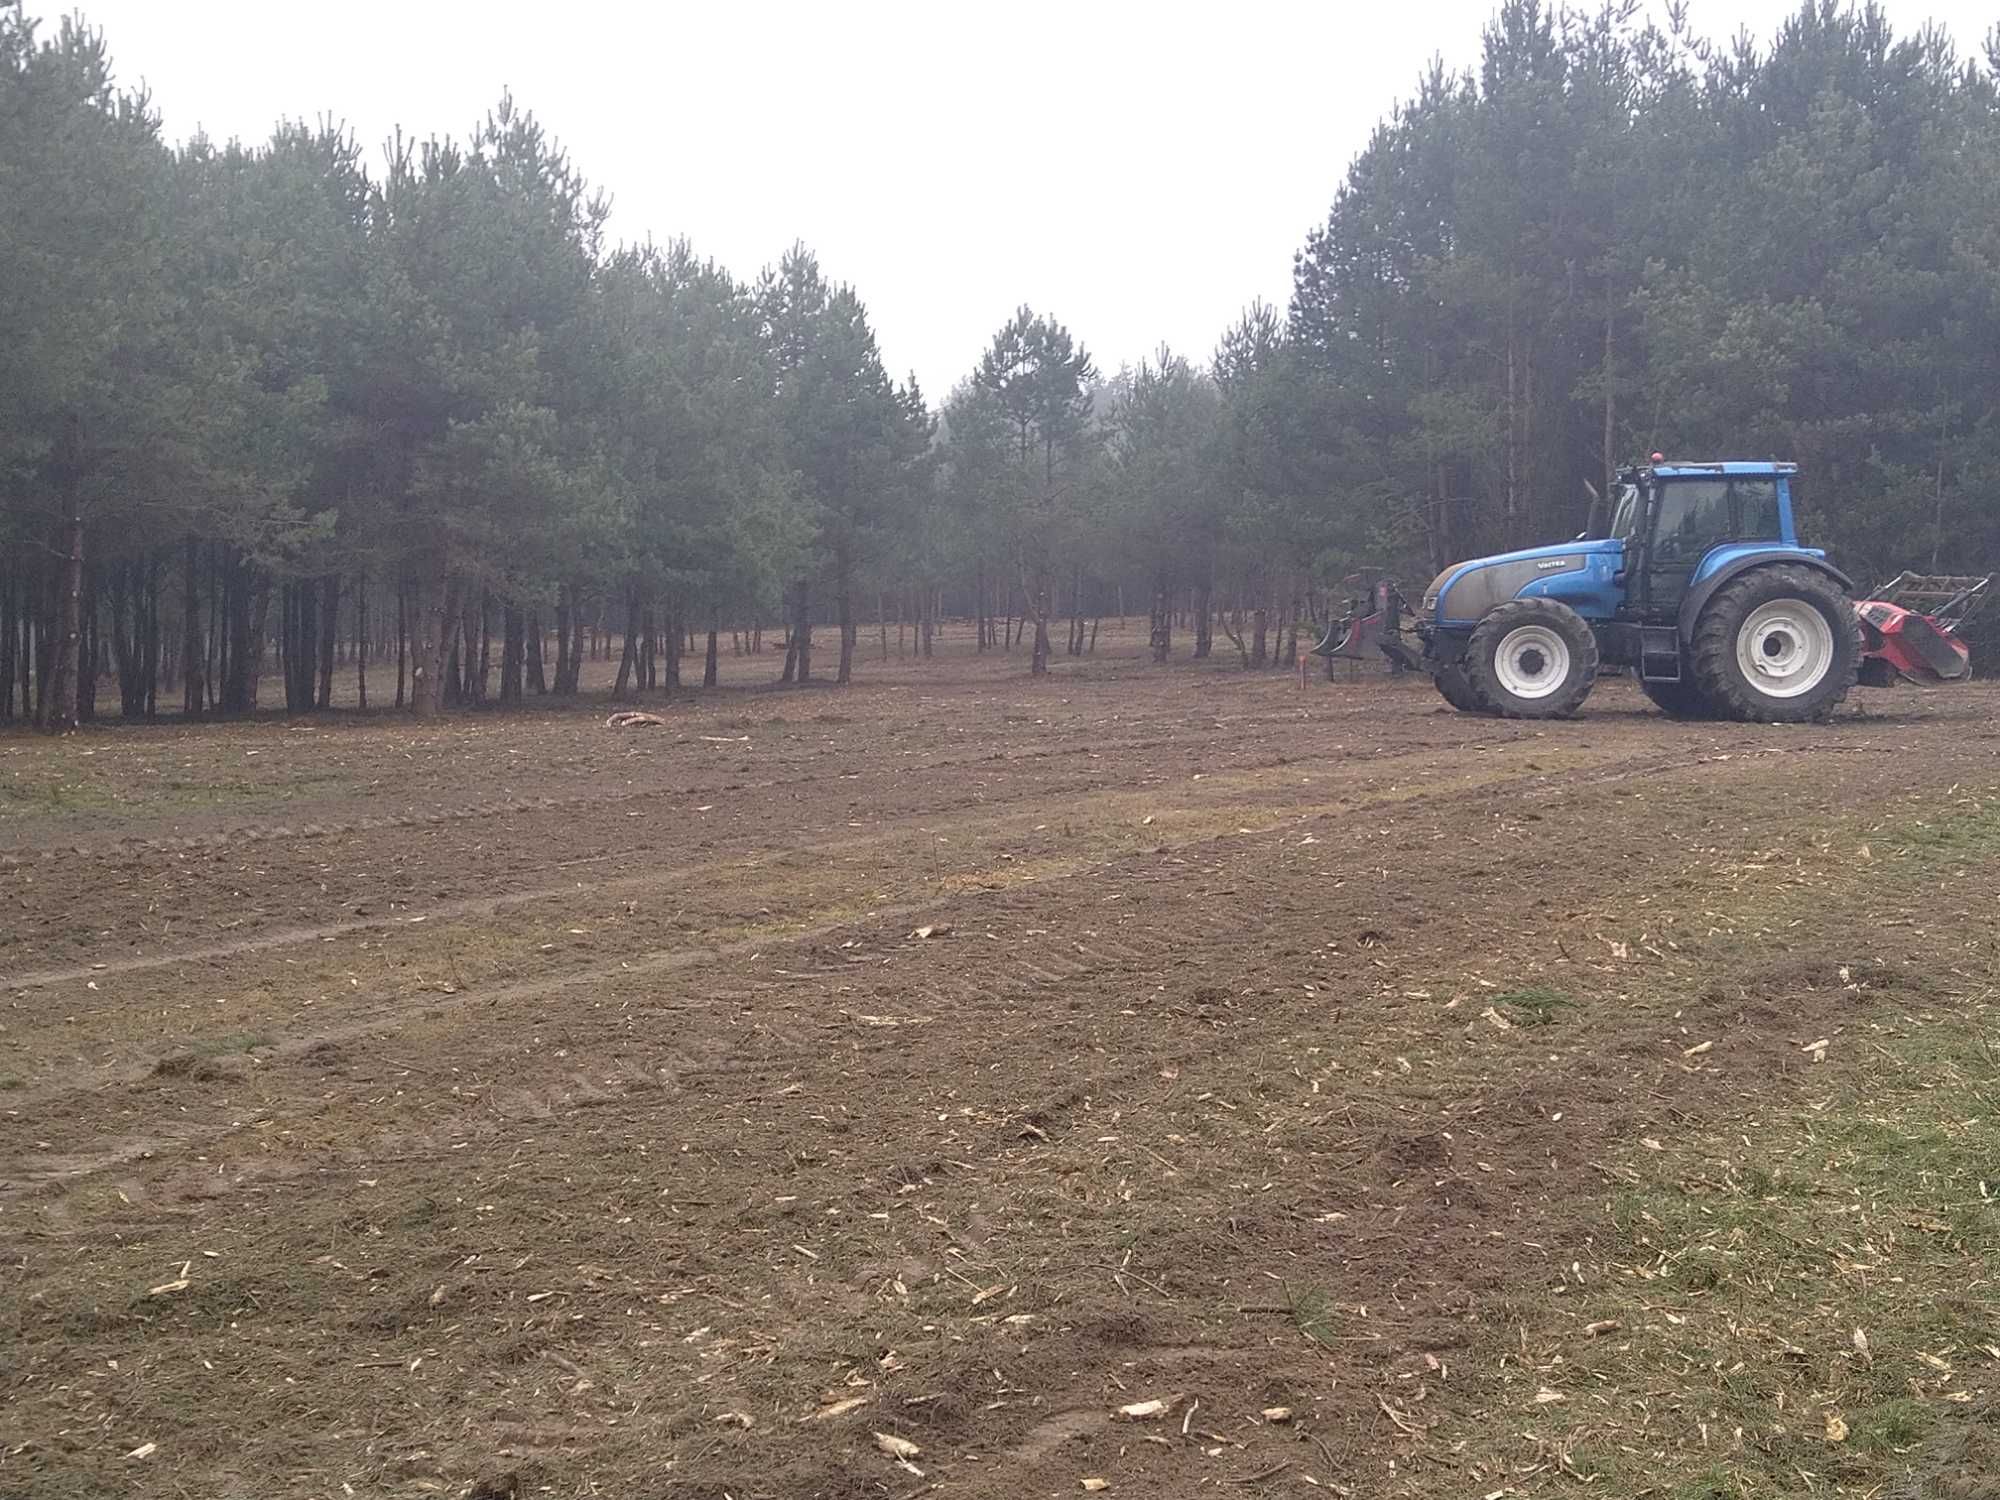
<box><xmin>1637</xmin><ymin>625</ymin><xmax>1683</xmax><ymax>683</ymax></box>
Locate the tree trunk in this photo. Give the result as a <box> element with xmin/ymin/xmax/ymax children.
<box><xmin>614</xmin><ymin>589</ymin><xmax>640</xmax><ymax>700</ymax></box>
<box><xmin>836</xmin><ymin>564</ymin><xmax>855</xmax><ymax>685</ymax></box>
<box><xmin>1193</xmin><ymin>577</ymin><xmax>1213</xmax><ymax>659</ymax></box>
<box><xmin>555</xmin><ymin>587</ymin><xmax>573</xmax><ymax>694</ymax></box>
<box><xmin>1602</xmin><ymin>295</ymin><xmax>1616</xmax><ymax>494</ymax></box>
<box><xmin>1149</xmin><ymin>579</ymin><xmax>1172</xmax><ymax>664</ymax></box>
<box><xmin>409</xmin><ymin>572</ymin><xmax>459</xmax><ymax>717</ymax></box>
<box><xmin>39</xmin><ymin>423</ymin><xmax>85</xmax><ymax>733</ymax></box>
<box><xmin>147</xmin><ymin>554</ymin><xmax>161</xmax><ymax>717</ymax></box>
<box><xmin>1025</xmin><ymin>561</ymin><xmax>1052</xmax><ymax>677</ymax></box>
<box><xmin>794</xmin><ymin>579</ymin><xmax>813</xmax><ymax>684</ymax></box>
<box><xmin>473</xmin><ymin>593</ymin><xmax>492</xmax><ymax>704</ymax></box>
<box><xmin>501</xmin><ymin>604</ymin><xmax>524</xmax><ymax>703</ymax></box>
<box><xmin>0</xmin><ymin>568</ymin><xmax>15</xmax><ymax>722</ymax></box>
<box><xmin>526</xmin><ymin>609</ymin><xmax>546</xmax><ymax>694</ymax></box>
<box><xmin>206</xmin><ymin>544</ymin><xmax>222</xmax><ymax>714</ymax></box>
<box><xmin>78</xmin><ymin>561</ymin><xmax>98</xmax><ymax>723</ymax></box>
<box><xmin>704</xmin><ymin>610</ymin><xmax>719</xmax><ymax>688</ymax></box>
<box><xmin>317</xmin><ymin>573</ymin><xmax>340</xmax><ymax>710</ymax></box>
<box><xmin>565</xmin><ymin>598</ymin><xmax>585</xmax><ymax>693</ymax></box>
<box><xmin>353</xmin><ymin>572</ymin><xmax>368</xmax><ymax>710</ymax></box>
<box><xmin>395</xmin><ymin>583</ymin><xmax>407</xmax><ymax>709</ymax></box>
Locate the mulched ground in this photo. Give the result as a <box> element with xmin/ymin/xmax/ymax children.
<box><xmin>3</xmin><ymin>644</ymin><xmax>1996</xmax><ymax>1499</ymax></box>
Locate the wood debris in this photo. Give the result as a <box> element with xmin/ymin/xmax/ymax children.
<box><xmin>805</xmin><ymin>1395</ymin><xmax>870</xmax><ymax>1422</ymax></box>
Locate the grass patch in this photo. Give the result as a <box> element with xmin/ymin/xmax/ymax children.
<box><xmin>1285</xmin><ymin>1284</ymin><xmax>1342</xmax><ymax>1350</ymax></box>
<box><xmin>1496</xmin><ymin>985</ymin><xmax>1576</xmax><ymax>1027</ymax></box>
<box><xmin>1885</xmin><ymin>796</ymin><xmax>2000</xmax><ymax>859</ymax></box>
<box><xmin>1459</xmin><ymin>1011</ymin><xmax>2000</xmax><ymax>1497</ymax></box>
<box><xmin>153</xmin><ymin>1031</ymin><xmax>275</xmax><ymax>1079</ymax></box>
<box><xmin>0</xmin><ymin>1073</ymin><xmax>23</xmax><ymax>1090</ymax></box>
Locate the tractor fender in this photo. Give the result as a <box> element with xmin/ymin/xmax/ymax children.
<box><xmin>1677</xmin><ymin>552</ymin><xmax>1854</xmax><ymax>643</ymax></box>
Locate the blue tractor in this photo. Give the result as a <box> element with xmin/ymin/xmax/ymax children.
<box><xmin>1318</xmin><ymin>459</ymin><xmax>1867</xmax><ymax>721</ymax></box>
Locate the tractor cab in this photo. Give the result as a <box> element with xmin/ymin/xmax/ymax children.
<box><xmin>1604</xmin><ymin>461</ymin><xmax>1805</xmax><ymax>622</ymax></box>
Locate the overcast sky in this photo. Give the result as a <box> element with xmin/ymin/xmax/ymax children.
<box><xmin>26</xmin><ymin>0</ymin><xmax>1993</xmax><ymax>400</ymax></box>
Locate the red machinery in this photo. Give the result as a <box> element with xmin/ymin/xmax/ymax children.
<box><xmin>1854</xmin><ymin>573</ymin><xmax>1990</xmax><ymax>686</ymax></box>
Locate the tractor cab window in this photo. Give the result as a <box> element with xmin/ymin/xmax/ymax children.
<box><xmin>1650</xmin><ymin>477</ymin><xmax>1782</xmax><ymax>561</ymax></box>
<box><xmin>1609</xmin><ymin>483</ymin><xmax>1641</xmax><ymax>540</ymax></box>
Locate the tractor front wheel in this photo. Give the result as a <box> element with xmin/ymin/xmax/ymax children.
<box><xmin>1690</xmin><ymin>566</ymin><xmax>1859</xmax><ymax>723</ymax></box>
<box><xmin>1464</xmin><ymin>598</ymin><xmax>1600</xmax><ymax>718</ymax></box>
<box><xmin>1433</xmin><ymin>660</ymin><xmax>1493</xmax><ymax>714</ymax></box>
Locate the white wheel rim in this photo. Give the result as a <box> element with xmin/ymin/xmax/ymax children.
<box><xmin>1735</xmin><ymin>600</ymin><xmax>1834</xmax><ymax>698</ymax></box>
<box><xmin>1493</xmin><ymin>624</ymin><xmax>1571</xmax><ymax>700</ymax></box>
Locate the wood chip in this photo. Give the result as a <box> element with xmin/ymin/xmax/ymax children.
<box><xmin>716</xmin><ymin>1411</ymin><xmax>754</xmax><ymax>1429</ymax></box>
<box><xmin>126</xmin><ymin>1443</ymin><xmax>157</xmax><ymax>1460</ymax></box>
<box><xmin>873</xmin><ymin>1431</ymin><xmax>921</xmax><ymax>1460</ymax></box>
<box><xmin>1584</xmin><ymin>1320</ymin><xmax>1621</xmax><ymax>1337</ymax></box>
<box><xmin>1261</xmin><ymin>1406</ymin><xmax>1293</xmax><ymax>1423</ymax></box>
<box><xmin>1082</xmin><ymin>1482</ymin><xmax>1110</xmax><ymax>1493</ymax></box>
<box><xmin>806</xmin><ymin>1395</ymin><xmax>870</xmax><ymax>1422</ymax></box>
<box><xmin>1117</xmin><ymin>1394</ymin><xmax>1181</xmax><ymax>1420</ymax></box>
<box><xmin>1824</xmin><ymin>1412</ymin><xmax>1849</xmax><ymax>1442</ymax></box>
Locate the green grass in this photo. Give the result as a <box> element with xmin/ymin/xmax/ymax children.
<box><xmin>1885</xmin><ymin>796</ymin><xmax>2000</xmax><ymax>859</ymax></box>
<box><xmin>1495</xmin><ymin>984</ymin><xmax>1577</xmax><ymax>1027</ymax></box>
<box><xmin>1285</xmin><ymin>1284</ymin><xmax>1340</xmax><ymax>1349</ymax></box>
<box><xmin>1478</xmin><ymin>1014</ymin><xmax>2000</xmax><ymax>1497</ymax></box>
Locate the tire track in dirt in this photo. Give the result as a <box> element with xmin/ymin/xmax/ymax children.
<box><xmin>1</xmin><ymin>730</ymin><xmax>1957</xmax><ymax>1203</ymax></box>
<box><xmin>0</xmin><ymin>738</ymin><xmax>1649</xmax><ymax>1192</ymax></box>
<box><xmin>0</xmin><ymin>727</ymin><xmax>1661</xmax><ymax>992</ymax></box>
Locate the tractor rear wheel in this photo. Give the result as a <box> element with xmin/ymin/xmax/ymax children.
<box><xmin>1690</xmin><ymin>565</ymin><xmax>1859</xmax><ymax>723</ymax></box>
<box><xmin>1464</xmin><ymin>598</ymin><xmax>1599</xmax><ymax>718</ymax></box>
<box><xmin>1639</xmin><ymin>675</ymin><xmax>1712</xmax><ymax>719</ymax></box>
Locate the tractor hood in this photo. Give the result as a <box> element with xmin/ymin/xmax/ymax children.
<box><xmin>1423</xmin><ymin>539</ymin><xmax>1625</xmax><ymax>624</ymax></box>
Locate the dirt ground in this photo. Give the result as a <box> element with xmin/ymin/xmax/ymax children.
<box><xmin>3</xmin><ymin>635</ymin><xmax>1997</xmax><ymax>1500</ymax></box>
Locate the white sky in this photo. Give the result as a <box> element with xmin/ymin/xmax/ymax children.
<box><xmin>27</xmin><ymin>0</ymin><xmax>1994</xmax><ymax>400</ymax></box>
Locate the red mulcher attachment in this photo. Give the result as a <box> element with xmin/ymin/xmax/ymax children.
<box><xmin>1314</xmin><ymin>579</ymin><xmax>1427</xmax><ymax>673</ymax></box>
<box><xmin>1854</xmin><ymin>573</ymin><xmax>1990</xmax><ymax>686</ymax></box>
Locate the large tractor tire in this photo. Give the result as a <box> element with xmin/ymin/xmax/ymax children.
<box><xmin>1689</xmin><ymin>565</ymin><xmax>1859</xmax><ymax>723</ymax></box>
<box><xmin>1433</xmin><ymin>659</ymin><xmax>1493</xmax><ymax>714</ymax></box>
<box><xmin>1464</xmin><ymin>598</ymin><xmax>1600</xmax><ymax>719</ymax></box>
<box><xmin>1639</xmin><ymin>675</ymin><xmax>1713</xmax><ymax>719</ymax></box>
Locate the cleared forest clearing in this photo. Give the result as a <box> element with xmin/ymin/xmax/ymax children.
<box><xmin>2</xmin><ymin>653</ymin><xmax>1997</xmax><ymax>1500</ymax></box>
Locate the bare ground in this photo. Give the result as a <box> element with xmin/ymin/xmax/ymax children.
<box><xmin>2</xmin><ymin>645</ymin><xmax>1996</xmax><ymax>1500</ymax></box>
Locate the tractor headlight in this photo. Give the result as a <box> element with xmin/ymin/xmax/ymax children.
<box><xmin>1420</xmin><ymin>566</ymin><xmax>1456</xmax><ymax>616</ymax></box>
